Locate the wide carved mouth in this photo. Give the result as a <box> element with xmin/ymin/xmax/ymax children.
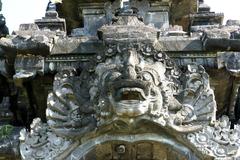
<box><xmin>107</xmin><ymin>80</ymin><xmax>158</xmax><ymax>117</ymax></box>
<box><xmin>115</xmin><ymin>88</ymin><xmax>146</xmax><ymax>102</ymax></box>
<box><xmin>110</xmin><ymin>80</ymin><xmax>150</xmax><ymax>104</ymax></box>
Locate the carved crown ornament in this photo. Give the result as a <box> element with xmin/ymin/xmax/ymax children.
<box><xmin>20</xmin><ymin>13</ymin><xmax>240</xmax><ymax>160</ymax></box>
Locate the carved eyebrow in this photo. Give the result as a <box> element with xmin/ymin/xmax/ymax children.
<box><xmin>99</xmin><ymin>68</ymin><xmax>122</xmax><ymax>87</ymax></box>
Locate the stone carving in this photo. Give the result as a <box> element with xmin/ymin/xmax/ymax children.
<box><xmin>177</xmin><ymin>64</ymin><xmax>216</xmax><ymax>126</ymax></box>
<box><xmin>95</xmin><ymin>44</ymin><xmax>174</xmax><ymax>124</ymax></box>
<box><xmin>21</xmin><ymin>43</ymin><xmax>219</xmax><ymax>159</ymax></box>
<box><xmin>13</xmin><ymin>1</ymin><xmax>240</xmax><ymax>160</ymax></box>
<box><xmin>46</xmin><ymin>70</ymin><xmax>96</xmax><ymax>138</ymax></box>
<box><xmin>20</xmin><ymin>118</ymin><xmax>73</xmax><ymax>160</ymax></box>
<box><xmin>188</xmin><ymin>116</ymin><xmax>240</xmax><ymax>158</ymax></box>
<box><xmin>225</xmin><ymin>52</ymin><xmax>240</xmax><ymax>77</ymax></box>
<box><xmin>46</xmin><ymin>39</ymin><xmax>216</xmax><ymax>132</ymax></box>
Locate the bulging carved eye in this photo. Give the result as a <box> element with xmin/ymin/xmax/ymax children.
<box><xmin>142</xmin><ymin>72</ymin><xmax>153</xmax><ymax>82</ymax></box>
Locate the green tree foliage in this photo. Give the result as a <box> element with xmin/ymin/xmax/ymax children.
<box><xmin>0</xmin><ymin>125</ymin><xmax>13</xmax><ymax>139</ymax></box>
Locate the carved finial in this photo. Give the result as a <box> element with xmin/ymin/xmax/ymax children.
<box><xmin>120</xmin><ymin>0</ymin><xmax>130</xmax><ymax>9</ymax></box>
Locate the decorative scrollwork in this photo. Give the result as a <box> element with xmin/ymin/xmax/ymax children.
<box><xmin>46</xmin><ymin>69</ymin><xmax>96</xmax><ymax>138</ymax></box>
<box><xmin>20</xmin><ymin>118</ymin><xmax>73</xmax><ymax>160</ymax></box>
<box><xmin>19</xmin><ymin>10</ymin><xmax>237</xmax><ymax>159</ymax></box>
<box><xmin>187</xmin><ymin>116</ymin><xmax>240</xmax><ymax>158</ymax></box>
<box><xmin>20</xmin><ymin>41</ymin><xmax>222</xmax><ymax>159</ymax></box>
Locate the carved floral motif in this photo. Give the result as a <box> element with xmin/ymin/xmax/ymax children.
<box><xmin>20</xmin><ymin>118</ymin><xmax>73</xmax><ymax>160</ymax></box>
<box><xmin>187</xmin><ymin>116</ymin><xmax>240</xmax><ymax>158</ymax></box>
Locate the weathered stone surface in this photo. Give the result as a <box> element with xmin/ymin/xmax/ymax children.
<box><xmin>57</xmin><ymin>0</ymin><xmax>199</xmax><ymax>34</ymax></box>
<box><xmin>98</xmin><ymin>14</ymin><xmax>159</xmax><ymax>40</ymax></box>
<box><xmin>50</xmin><ymin>37</ymin><xmax>102</xmax><ymax>54</ymax></box>
<box><xmin>28</xmin><ymin>42</ymin><xmax>217</xmax><ymax>159</ymax></box>
<box><xmin>1</xmin><ymin>0</ymin><xmax>240</xmax><ymax>160</ymax></box>
<box><xmin>18</xmin><ymin>9</ymin><xmax>240</xmax><ymax>160</ymax></box>
<box><xmin>190</xmin><ymin>24</ymin><xmax>220</xmax><ymax>33</ymax></box>
<box><xmin>226</xmin><ymin>19</ymin><xmax>240</xmax><ymax>26</ymax></box>
<box><xmin>0</xmin><ymin>29</ymin><xmax>65</xmax><ymax>56</ymax></box>
<box><xmin>218</xmin><ymin>52</ymin><xmax>240</xmax><ymax>77</ymax></box>
<box><xmin>202</xmin><ymin>28</ymin><xmax>240</xmax><ymax>51</ymax></box>
<box><xmin>50</xmin><ymin>36</ymin><xmax>204</xmax><ymax>54</ymax></box>
<box><xmin>190</xmin><ymin>0</ymin><xmax>223</xmax><ymax>34</ymax></box>
<box><xmin>35</xmin><ymin>14</ymin><xmax>66</xmax><ymax>32</ymax></box>
<box><xmin>188</xmin><ymin>116</ymin><xmax>240</xmax><ymax>158</ymax></box>
<box><xmin>190</xmin><ymin>12</ymin><xmax>224</xmax><ymax>26</ymax></box>
<box><xmin>159</xmin><ymin>37</ymin><xmax>203</xmax><ymax>51</ymax></box>
<box><xmin>19</xmin><ymin>24</ymin><xmax>39</xmax><ymax>31</ymax></box>
<box><xmin>20</xmin><ymin>118</ymin><xmax>73</xmax><ymax>160</ymax></box>
<box><xmin>230</xmin><ymin>30</ymin><xmax>240</xmax><ymax>39</ymax></box>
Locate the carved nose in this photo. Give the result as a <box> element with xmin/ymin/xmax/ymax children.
<box><xmin>123</xmin><ymin>50</ymin><xmax>139</xmax><ymax>79</ymax></box>
<box><xmin>124</xmin><ymin>66</ymin><xmax>137</xmax><ymax>79</ymax></box>
<box><xmin>124</xmin><ymin>50</ymin><xmax>139</xmax><ymax>67</ymax></box>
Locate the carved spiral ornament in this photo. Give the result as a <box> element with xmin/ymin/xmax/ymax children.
<box><xmin>46</xmin><ymin>69</ymin><xmax>96</xmax><ymax>138</ymax></box>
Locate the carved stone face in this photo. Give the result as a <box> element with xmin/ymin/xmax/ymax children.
<box><xmin>95</xmin><ymin>48</ymin><xmax>165</xmax><ymax>118</ymax></box>
<box><xmin>24</xmin><ymin>43</ymin><xmax>220</xmax><ymax>160</ymax></box>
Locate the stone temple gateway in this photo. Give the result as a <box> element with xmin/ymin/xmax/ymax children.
<box><xmin>1</xmin><ymin>0</ymin><xmax>240</xmax><ymax>159</ymax></box>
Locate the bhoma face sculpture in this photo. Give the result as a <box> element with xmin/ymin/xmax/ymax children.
<box><xmin>20</xmin><ymin>12</ymin><xmax>240</xmax><ymax>160</ymax></box>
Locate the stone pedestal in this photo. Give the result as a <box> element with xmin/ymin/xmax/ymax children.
<box><xmin>35</xmin><ymin>11</ymin><xmax>66</xmax><ymax>32</ymax></box>
<box><xmin>190</xmin><ymin>0</ymin><xmax>224</xmax><ymax>30</ymax></box>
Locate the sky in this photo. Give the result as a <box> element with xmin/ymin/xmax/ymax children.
<box><xmin>205</xmin><ymin>0</ymin><xmax>240</xmax><ymax>22</ymax></box>
<box><xmin>2</xmin><ymin>0</ymin><xmax>49</xmax><ymax>32</ymax></box>
<box><xmin>1</xmin><ymin>0</ymin><xmax>240</xmax><ymax>33</ymax></box>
